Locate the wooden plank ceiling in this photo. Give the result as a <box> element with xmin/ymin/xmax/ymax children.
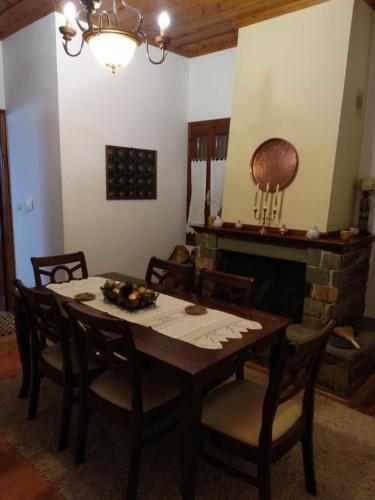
<box><xmin>0</xmin><ymin>0</ymin><xmax>362</xmax><ymax>58</ymax></box>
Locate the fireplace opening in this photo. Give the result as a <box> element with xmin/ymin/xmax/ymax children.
<box><xmin>217</xmin><ymin>251</ymin><xmax>306</xmax><ymax>322</ymax></box>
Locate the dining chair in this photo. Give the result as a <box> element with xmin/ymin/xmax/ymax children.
<box><xmin>63</xmin><ymin>300</ymin><xmax>179</xmax><ymax>500</ymax></box>
<box><xmin>199</xmin><ymin>319</ymin><xmax>336</xmax><ymax>500</ymax></box>
<box><xmin>145</xmin><ymin>256</ymin><xmax>194</xmax><ymax>291</ymax></box>
<box><xmin>14</xmin><ymin>279</ymin><xmax>88</xmax><ymax>451</ymax></box>
<box><xmin>31</xmin><ymin>251</ymin><xmax>88</xmax><ymax>288</ymax></box>
<box><xmin>196</xmin><ymin>268</ymin><xmax>255</xmax><ymax>307</ymax></box>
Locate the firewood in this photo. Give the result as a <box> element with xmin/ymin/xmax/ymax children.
<box><xmin>333</xmin><ymin>326</ymin><xmax>360</xmax><ymax>349</ymax></box>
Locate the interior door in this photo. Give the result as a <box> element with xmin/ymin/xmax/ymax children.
<box><xmin>0</xmin><ymin>110</ymin><xmax>16</xmax><ymax>310</ymax></box>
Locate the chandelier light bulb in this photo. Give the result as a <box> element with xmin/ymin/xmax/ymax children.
<box><xmin>158</xmin><ymin>12</ymin><xmax>170</xmax><ymax>34</ymax></box>
<box><xmin>64</xmin><ymin>2</ymin><xmax>77</xmax><ymax>23</ymax></box>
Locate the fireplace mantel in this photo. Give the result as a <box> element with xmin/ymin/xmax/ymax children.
<box><xmin>191</xmin><ymin>224</ymin><xmax>375</xmax><ymax>253</ymax></box>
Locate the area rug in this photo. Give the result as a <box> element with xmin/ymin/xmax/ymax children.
<box><xmin>0</xmin><ymin>311</ymin><xmax>14</xmax><ymax>336</ymax></box>
<box><xmin>0</xmin><ymin>370</ymin><xmax>374</xmax><ymax>500</ymax></box>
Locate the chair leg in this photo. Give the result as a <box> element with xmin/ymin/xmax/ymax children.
<box><xmin>75</xmin><ymin>398</ymin><xmax>90</xmax><ymax>464</ymax></box>
<box><xmin>28</xmin><ymin>371</ymin><xmax>40</xmax><ymax>420</ymax></box>
<box><xmin>126</xmin><ymin>423</ymin><xmax>142</xmax><ymax>500</ymax></box>
<box><xmin>257</xmin><ymin>459</ymin><xmax>271</xmax><ymax>500</ymax></box>
<box><xmin>57</xmin><ymin>385</ymin><xmax>74</xmax><ymax>451</ymax></box>
<box><xmin>236</xmin><ymin>364</ymin><xmax>245</xmax><ymax>380</ymax></box>
<box><xmin>301</xmin><ymin>424</ymin><xmax>317</xmax><ymax>495</ymax></box>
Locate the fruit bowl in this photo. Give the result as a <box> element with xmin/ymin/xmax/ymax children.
<box><xmin>100</xmin><ymin>279</ymin><xmax>158</xmax><ymax>311</ymax></box>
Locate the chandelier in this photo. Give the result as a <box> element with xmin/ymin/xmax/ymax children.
<box><xmin>59</xmin><ymin>1</ymin><xmax>171</xmax><ymax>73</ymax></box>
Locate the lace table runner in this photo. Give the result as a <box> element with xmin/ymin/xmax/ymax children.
<box><xmin>47</xmin><ymin>277</ymin><xmax>262</xmax><ymax>350</ymax></box>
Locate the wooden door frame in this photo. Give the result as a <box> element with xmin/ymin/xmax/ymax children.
<box><xmin>186</xmin><ymin>118</ymin><xmax>230</xmax><ymax>245</ymax></box>
<box><xmin>0</xmin><ymin>110</ymin><xmax>16</xmax><ymax>311</ymax></box>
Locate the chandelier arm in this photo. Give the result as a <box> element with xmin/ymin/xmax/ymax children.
<box><xmin>98</xmin><ymin>11</ymin><xmax>112</xmax><ymax>30</ymax></box>
<box><xmin>120</xmin><ymin>0</ymin><xmax>144</xmax><ymax>32</ymax></box>
<box><xmin>75</xmin><ymin>8</ymin><xmax>87</xmax><ymax>33</ymax></box>
<box><xmin>62</xmin><ymin>37</ymin><xmax>85</xmax><ymax>58</ymax></box>
<box><xmin>145</xmin><ymin>40</ymin><xmax>168</xmax><ymax>65</ymax></box>
<box><xmin>112</xmin><ymin>0</ymin><xmax>119</xmax><ymax>26</ymax></box>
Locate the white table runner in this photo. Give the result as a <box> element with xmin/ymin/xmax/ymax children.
<box><xmin>47</xmin><ymin>277</ymin><xmax>262</xmax><ymax>350</ymax></box>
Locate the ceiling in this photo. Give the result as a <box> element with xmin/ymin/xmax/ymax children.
<box><xmin>0</xmin><ymin>0</ymin><xmax>373</xmax><ymax>58</ymax></box>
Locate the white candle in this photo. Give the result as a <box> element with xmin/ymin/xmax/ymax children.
<box><xmin>274</xmin><ymin>184</ymin><xmax>279</xmax><ymax>210</ymax></box>
<box><xmin>267</xmin><ymin>187</ymin><xmax>272</xmax><ymax>216</ymax></box>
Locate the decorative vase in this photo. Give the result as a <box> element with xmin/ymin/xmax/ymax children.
<box><xmin>306</xmin><ymin>225</ymin><xmax>320</xmax><ymax>240</ymax></box>
<box><xmin>212</xmin><ymin>216</ymin><xmax>223</xmax><ymax>228</ymax></box>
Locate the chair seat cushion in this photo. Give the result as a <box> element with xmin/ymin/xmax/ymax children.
<box><xmin>202</xmin><ymin>379</ymin><xmax>302</xmax><ymax>446</ymax></box>
<box><xmin>89</xmin><ymin>368</ymin><xmax>179</xmax><ymax>412</ymax></box>
<box><xmin>40</xmin><ymin>343</ymin><xmax>96</xmax><ymax>374</ymax></box>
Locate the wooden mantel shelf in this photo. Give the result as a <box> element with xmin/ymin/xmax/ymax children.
<box><xmin>191</xmin><ymin>224</ymin><xmax>375</xmax><ymax>253</ymax></box>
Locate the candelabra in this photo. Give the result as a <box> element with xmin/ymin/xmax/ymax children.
<box><xmin>253</xmin><ymin>183</ymin><xmax>281</xmax><ymax>234</ymax></box>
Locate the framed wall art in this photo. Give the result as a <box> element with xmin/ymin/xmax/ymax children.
<box><xmin>106</xmin><ymin>145</ymin><xmax>157</xmax><ymax>200</ymax></box>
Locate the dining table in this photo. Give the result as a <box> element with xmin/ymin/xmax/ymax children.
<box><xmin>14</xmin><ymin>272</ymin><xmax>293</xmax><ymax>500</ymax></box>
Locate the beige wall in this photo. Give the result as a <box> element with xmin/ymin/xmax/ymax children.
<box><xmin>328</xmin><ymin>0</ymin><xmax>373</xmax><ymax>231</ymax></box>
<box><xmin>222</xmin><ymin>0</ymin><xmax>358</xmax><ymax>232</ymax></box>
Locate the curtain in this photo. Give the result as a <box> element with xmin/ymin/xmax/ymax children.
<box><xmin>210</xmin><ymin>159</ymin><xmax>226</xmax><ymax>217</ymax></box>
<box><xmin>186</xmin><ymin>160</ymin><xmax>207</xmax><ymax>232</ymax></box>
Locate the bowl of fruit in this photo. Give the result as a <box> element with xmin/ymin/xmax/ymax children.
<box><xmin>101</xmin><ymin>279</ymin><xmax>158</xmax><ymax>311</ymax></box>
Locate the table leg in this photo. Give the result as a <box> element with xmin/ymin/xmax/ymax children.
<box><xmin>180</xmin><ymin>375</ymin><xmax>202</xmax><ymax>500</ymax></box>
<box><xmin>14</xmin><ymin>294</ymin><xmax>31</xmax><ymax>398</ymax></box>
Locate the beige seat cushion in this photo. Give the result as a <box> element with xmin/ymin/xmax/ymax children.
<box><xmin>202</xmin><ymin>379</ymin><xmax>302</xmax><ymax>446</ymax></box>
<box><xmin>89</xmin><ymin>368</ymin><xmax>178</xmax><ymax>412</ymax></box>
<box><xmin>40</xmin><ymin>343</ymin><xmax>96</xmax><ymax>374</ymax></box>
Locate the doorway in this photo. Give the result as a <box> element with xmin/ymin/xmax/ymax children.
<box><xmin>0</xmin><ymin>110</ymin><xmax>15</xmax><ymax>311</ymax></box>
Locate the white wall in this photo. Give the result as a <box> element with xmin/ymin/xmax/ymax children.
<box><xmin>188</xmin><ymin>48</ymin><xmax>236</xmax><ymax>122</ymax></box>
<box><xmin>0</xmin><ymin>42</ymin><xmax>5</xmax><ymax>108</ymax></box>
<box><xmin>55</xmin><ymin>13</ymin><xmax>189</xmax><ymax>278</ymax></box>
<box><xmin>3</xmin><ymin>14</ymin><xmax>64</xmax><ymax>285</ymax></box>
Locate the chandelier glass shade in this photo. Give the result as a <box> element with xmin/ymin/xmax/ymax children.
<box><xmin>59</xmin><ymin>1</ymin><xmax>171</xmax><ymax>73</ymax></box>
<box><xmin>83</xmin><ymin>29</ymin><xmax>141</xmax><ymax>72</ymax></box>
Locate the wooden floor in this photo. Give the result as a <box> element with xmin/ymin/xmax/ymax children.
<box><xmin>0</xmin><ymin>333</ymin><xmax>374</xmax><ymax>500</ymax></box>
<box><xmin>0</xmin><ymin>334</ymin><xmax>62</xmax><ymax>500</ymax></box>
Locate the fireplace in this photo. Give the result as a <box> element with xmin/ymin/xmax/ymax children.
<box><xmin>217</xmin><ymin>251</ymin><xmax>306</xmax><ymax>322</ymax></box>
<box><xmin>192</xmin><ymin>224</ymin><xmax>375</xmax><ymax>397</ymax></box>
<box><xmin>193</xmin><ymin>224</ymin><xmax>374</xmax><ymax>329</ymax></box>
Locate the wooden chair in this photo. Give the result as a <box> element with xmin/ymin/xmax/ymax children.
<box><xmin>196</xmin><ymin>268</ymin><xmax>255</xmax><ymax>307</ymax></box>
<box><xmin>145</xmin><ymin>256</ymin><xmax>194</xmax><ymax>292</ymax></box>
<box><xmin>199</xmin><ymin>319</ymin><xmax>336</xmax><ymax>500</ymax></box>
<box><xmin>31</xmin><ymin>251</ymin><xmax>88</xmax><ymax>288</ymax></box>
<box><xmin>14</xmin><ymin>279</ymin><xmax>86</xmax><ymax>451</ymax></box>
<box><xmin>63</xmin><ymin>300</ymin><xmax>179</xmax><ymax>500</ymax></box>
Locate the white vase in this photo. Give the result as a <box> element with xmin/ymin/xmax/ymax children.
<box><xmin>212</xmin><ymin>216</ymin><xmax>223</xmax><ymax>228</ymax></box>
<box><xmin>306</xmin><ymin>225</ymin><xmax>320</xmax><ymax>240</ymax></box>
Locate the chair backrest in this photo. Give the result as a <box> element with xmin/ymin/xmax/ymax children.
<box><xmin>196</xmin><ymin>268</ymin><xmax>255</xmax><ymax>307</ymax></box>
<box><xmin>31</xmin><ymin>251</ymin><xmax>88</xmax><ymax>288</ymax></box>
<box><xmin>14</xmin><ymin>279</ymin><xmax>73</xmax><ymax>376</ymax></box>
<box><xmin>259</xmin><ymin>319</ymin><xmax>336</xmax><ymax>449</ymax></box>
<box><xmin>145</xmin><ymin>256</ymin><xmax>194</xmax><ymax>292</ymax></box>
<box><xmin>63</xmin><ymin>300</ymin><xmax>143</xmax><ymax>414</ymax></box>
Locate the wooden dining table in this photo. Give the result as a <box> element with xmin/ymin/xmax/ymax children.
<box><xmin>14</xmin><ymin>272</ymin><xmax>293</xmax><ymax>500</ymax></box>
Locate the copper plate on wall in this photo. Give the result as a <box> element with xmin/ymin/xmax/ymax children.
<box><xmin>250</xmin><ymin>138</ymin><xmax>298</xmax><ymax>192</ymax></box>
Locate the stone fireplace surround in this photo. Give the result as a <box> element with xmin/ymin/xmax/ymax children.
<box><xmin>193</xmin><ymin>224</ymin><xmax>374</xmax><ymax>329</ymax></box>
<box><xmin>192</xmin><ymin>224</ymin><xmax>375</xmax><ymax>397</ymax></box>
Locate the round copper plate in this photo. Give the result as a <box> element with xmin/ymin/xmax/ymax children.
<box><xmin>250</xmin><ymin>138</ymin><xmax>298</xmax><ymax>192</ymax></box>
